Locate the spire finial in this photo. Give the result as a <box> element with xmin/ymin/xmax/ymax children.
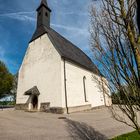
<box><xmin>37</xmin><ymin>0</ymin><xmax>51</xmax><ymax>12</ymax></box>
<box><xmin>40</xmin><ymin>0</ymin><xmax>48</xmax><ymax>6</ymax></box>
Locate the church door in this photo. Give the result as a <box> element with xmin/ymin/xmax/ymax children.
<box><xmin>32</xmin><ymin>95</ymin><xmax>38</xmax><ymax>110</ymax></box>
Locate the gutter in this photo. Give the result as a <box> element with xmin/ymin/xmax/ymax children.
<box><xmin>64</xmin><ymin>59</ymin><xmax>69</xmax><ymax>114</ymax></box>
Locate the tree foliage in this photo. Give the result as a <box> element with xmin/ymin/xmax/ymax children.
<box><xmin>90</xmin><ymin>0</ymin><xmax>140</xmax><ymax>134</ymax></box>
<box><xmin>0</xmin><ymin>61</ymin><xmax>13</xmax><ymax>98</ymax></box>
<box><xmin>11</xmin><ymin>74</ymin><xmax>18</xmax><ymax>102</ymax></box>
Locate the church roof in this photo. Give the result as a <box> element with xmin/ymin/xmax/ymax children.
<box><xmin>30</xmin><ymin>26</ymin><xmax>100</xmax><ymax>75</ymax></box>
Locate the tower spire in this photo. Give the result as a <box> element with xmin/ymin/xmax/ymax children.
<box><xmin>40</xmin><ymin>0</ymin><xmax>48</xmax><ymax>7</ymax></box>
<box><xmin>36</xmin><ymin>0</ymin><xmax>51</xmax><ymax>28</ymax></box>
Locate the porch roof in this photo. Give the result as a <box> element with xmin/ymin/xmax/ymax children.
<box><xmin>24</xmin><ymin>86</ymin><xmax>40</xmax><ymax>96</ymax></box>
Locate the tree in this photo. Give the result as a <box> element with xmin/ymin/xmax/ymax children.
<box><xmin>10</xmin><ymin>74</ymin><xmax>18</xmax><ymax>102</ymax></box>
<box><xmin>90</xmin><ymin>0</ymin><xmax>140</xmax><ymax>134</ymax></box>
<box><xmin>0</xmin><ymin>61</ymin><xmax>13</xmax><ymax>98</ymax></box>
<box><xmin>136</xmin><ymin>0</ymin><xmax>140</xmax><ymax>32</ymax></box>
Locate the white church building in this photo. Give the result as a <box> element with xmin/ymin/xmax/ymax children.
<box><xmin>16</xmin><ymin>0</ymin><xmax>112</xmax><ymax>113</ymax></box>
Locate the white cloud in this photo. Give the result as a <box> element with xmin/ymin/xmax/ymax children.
<box><xmin>51</xmin><ymin>23</ymin><xmax>89</xmax><ymax>36</ymax></box>
<box><xmin>0</xmin><ymin>11</ymin><xmax>35</xmax><ymax>22</ymax></box>
<box><xmin>59</xmin><ymin>11</ymin><xmax>88</xmax><ymax>16</ymax></box>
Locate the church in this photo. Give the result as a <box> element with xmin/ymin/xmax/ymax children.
<box><xmin>16</xmin><ymin>0</ymin><xmax>112</xmax><ymax>113</ymax></box>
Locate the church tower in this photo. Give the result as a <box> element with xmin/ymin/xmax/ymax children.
<box><xmin>36</xmin><ymin>0</ymin><xmax>51</xmax><ymax>28</ymax></box>
<box><xmin>30</xmin><ymin>0</ymin><xmax>52</xmax><ymax>42</ymax></box>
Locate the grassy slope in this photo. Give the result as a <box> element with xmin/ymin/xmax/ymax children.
<box><xmin>112</xmin><ymin>131</ymin><xmax>140</xmax><ymax>140</ymax></box>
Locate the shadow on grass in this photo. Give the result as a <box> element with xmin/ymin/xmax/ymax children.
<box><xmin>65</xmin><ymin>119</ymin><xmax>107</xmax><ymax>140</ymax></box>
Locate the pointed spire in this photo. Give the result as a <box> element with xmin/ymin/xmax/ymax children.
<box><xmin>37</xmin><ymin>0</ymin><xmax>51</xmax><ymax>12</ymax></box>
<box><xmin>40</xmin><ymin>0</ymin><xmax>48</xmax><ymax>7</ymax></box>
<box><xmin>36</xmin><ymin>0</ymin><xmax>51</xmax><ymax>28</ymax></box>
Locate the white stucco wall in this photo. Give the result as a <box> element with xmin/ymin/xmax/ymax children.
<box><xmin>61</xmin><ymin>60</ymin><xmax>111</xmax><ymax>108</ymax></box>
<box><xmin>17</xmin><ymin>33</ymin><xmax>111</xmax><ymax>111</ymax></box>
<box><xmin>16</xmin><ymin>34</ymin><xmax>62</xmax><ymax>108</ymax></box>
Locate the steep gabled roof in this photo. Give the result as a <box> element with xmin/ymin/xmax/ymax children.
<box><xmin>30</xmin><ymin>26</ymin><xmax>100</xmax><ymax>75</ymax></box>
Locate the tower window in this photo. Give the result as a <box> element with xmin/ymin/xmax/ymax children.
<box><xmin>38</xmin><ymin>12</ymin><xmax>41</xmax><ymax>16</ymax></box>
<box><xmin>83</xmin><ymin>76</ymin><xmax>88</xmax><ymax>102</ymax></box>
<box><xmin>45</xmin><ymin>12</ymin><xmax>48</xmax><ymax>17</ymax></box>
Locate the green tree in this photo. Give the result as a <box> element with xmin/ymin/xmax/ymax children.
<box><xmin>0</xmin><ymin>61</ymin><xmax>13</xmax><ymax>98</ymax></box>
<box><xmin>10</xmin><ymin>74</ymin><xmax>18</xmax><ymax>102</ymax></box>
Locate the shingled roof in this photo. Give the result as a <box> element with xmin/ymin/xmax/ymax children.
<box><xmin>30</xmin><ymin>26</ymin><xmax>100</xmax><ymax>75</ymax></box>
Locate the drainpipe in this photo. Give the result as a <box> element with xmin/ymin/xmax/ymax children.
<box><xmin>101</xmin><ymin>77</ymin><xmax>107</xmax><ymax>107</ymax></box>
<box><xmin>64</xmin><ymin>59</ymin><xmax>69</xmax><ymax>114</ymax></box>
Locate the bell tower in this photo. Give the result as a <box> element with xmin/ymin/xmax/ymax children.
<box><xmin>36</xmin><ymin>0</ymin><xmax>51</xmax><ymax>28</ymax></box>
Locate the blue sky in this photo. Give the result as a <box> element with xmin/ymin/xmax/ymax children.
<box><xmin>0</xmin><ymin>0</ymin><xmax>99</xmax><ymax>74</ymax></box>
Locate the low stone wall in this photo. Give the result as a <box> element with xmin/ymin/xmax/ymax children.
<box><xmin>92</xmin><ymin>105</ymin><xmax>106</xmax><ymax>110</ymax></box>
<box><xmin>15</xmin><ymin>104</ymin><xmax>28</xmax><ymax>110</ymax></box>
<box><xmin>40</xmin><ymin>102</ymin><xmax>50</xmax><ymax>112</ymax></box>
<box><xmin>49</xmin><ymin>107</ymin><xmax>64</xmax><ymax>114</ymax></box>
<box><xmin>67</xmin><ymin>104</ymin><xmax>92</xmax><ymax>113</ymax></box>
<box><xmin>15</xmin><ymin>104</ymin><xmax>105</xmax><ymax>114</ymax></box>
<box><xmin>48</xmin><ymin>104</ymin><xmax>92</xmax><ymax>114</ymax></box>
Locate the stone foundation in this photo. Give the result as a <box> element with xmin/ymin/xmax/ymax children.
<box><xmin>67</xmin><ymin>104</ymin><xmax>92</xmax><ymax>113</ymax></box>
<box><xmin>49</xmin><ymin>107</ymin><xmax>65</xmax><ymax>114</ymax></box>
<box><xmin>92</xmin><ymin>105</ymin><xmax>106</xmax><ymax>110</ymax></box>
<box><xmin>15</xmin><ymin>104</ymin><xmax>105</xmax><ymax>114</ymax></box>
<box><xmin>47</xmin><ymin>104</ymin><xmax>92</xmax><ymax>114</ymax></box>
<box><xmin>40</xmin><ymin>102</ymin><xmax>50</xmax><ymax>112</ymax></box>
<box><xmin>15</xmin><ymin>104</ymin><xmax>28</xmax><ymax>110</ymax></box>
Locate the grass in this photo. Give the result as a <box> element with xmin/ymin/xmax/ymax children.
<box><xmin>111</xmin><ymin>131</ymin><xmax>140</xmax><ymax>140</ymax></box>
<box><xmin>0</xmin><ymin>101</ymin><xmax>15</xmax><ymax>105</ymax></box>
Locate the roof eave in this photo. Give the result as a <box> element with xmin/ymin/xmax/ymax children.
<box><xmin>29</xmin><ymin>32</ymin><xmax>47</xmax><ymax>43</ymax></box>
<box><xmin>61</xmin><ymin>56</ymin><xmax>101</xmax><ymax>75</ymax></box>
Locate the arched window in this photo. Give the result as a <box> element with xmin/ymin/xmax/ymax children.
<box><xmin>83</xmin><ymin>76</ymin><xmax>88</xmax><ymax>102</ymax></box>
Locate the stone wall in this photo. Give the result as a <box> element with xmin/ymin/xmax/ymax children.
<box><xmin>15</xmin><ymin>104</ymin><xmax>28</xmax><ymax>110</ymax></box>
<box><xmin>40</xmin><ymin>102</ymin><xmax>50</xmax><ymax>112</ymax></box>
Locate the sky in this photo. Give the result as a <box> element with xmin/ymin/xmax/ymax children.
<box><xmin>0</xmin><ymin>0</ymin><xmax>99</xmax><ymax>74</ymax></box>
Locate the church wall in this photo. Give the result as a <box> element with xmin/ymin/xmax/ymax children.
<box><xmin>61</xmin><ymin>60</ymin><xmax>111</xmax><ymax>108</ymax></box>
<box><xmin>16</xmin><ymin>34</ymin><xmax>63</xmax><ymax>109</ymax></box>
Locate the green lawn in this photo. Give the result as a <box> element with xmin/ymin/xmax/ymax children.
<box><xmin>111</xmin><ymin>131</ymin><xmax>140</xmax><ymax>140</ymax></box>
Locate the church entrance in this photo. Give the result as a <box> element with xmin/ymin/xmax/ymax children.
<box><xmin>24</xmin><ymin>86</ymin><xmax>40</xmax><ymax>111</ymax></box>
<box><xmin>32</xmin><ymin>95</ymin><xmax>38</xmax><ymax>110</ymax></box>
